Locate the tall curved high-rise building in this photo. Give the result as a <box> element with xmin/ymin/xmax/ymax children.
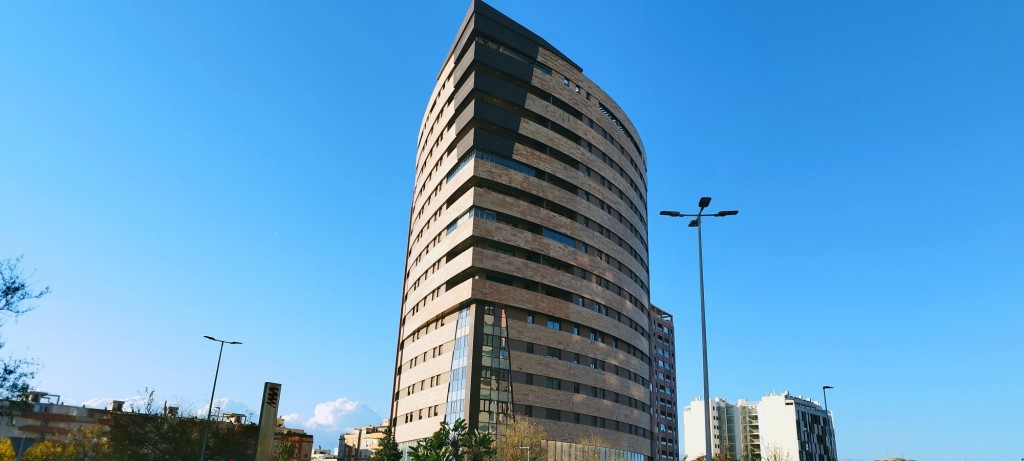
<box><xmin>392</xmin><ymin>2</ymin><xmax>656</xmax><ymax>459</ymax></box>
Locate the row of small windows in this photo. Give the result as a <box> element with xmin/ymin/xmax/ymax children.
<box><xmin>397</xmin><ymin>371</ymin><xmax>447</xmax><ymax>400</ymax></box>
<box><xmin>447</xmin><ymin>141</ymin><xmax>648</xmax><ymax>255</ymax></box>
<box><xmin>471</xmin><ymin>266</ymin><xmax>650</xmax><ymax>340</ymax></box>
<box><xmin>466</xmin><ymin>174</ymin><xmax>648</xmax><ymax>278</ymax></box>
<box><xmin>400</xmin><ymin>404</ymin><xmax>442</xmax><ymax>424</ymax></box>
<box><xmin>515</xmin><ymin>403</ymin><xmax>649</xmax><ymax>439</ymax></box>
<box><xmin>517</xmin><ymin>370</ymin><xmax>649</xmax><ymax>414</ymax></box>
<box><xmin>410</xmin><ymin>110</ymin><xmax>649</xmax><ymax>280</ymax></box>
<box><xmin>406</xmin><ymin>177</ymin><xmax>649</xmax><ymax>312</ymax></box>
<box><xmin>522</xmin><ymin>308</ymin><xmax>651</xmax><ymax>365</ymax></box>
<box><xmin>655</xmin><ymin>422</ymin><xmax>678</xmax><ymax>434</ymax></box>
<box><xmin>401</xmin><ymin>311</ymin><xmax>447</xmax><ymax>347</ymax></box>
<box><xmin>465</xmin><ymin>88</ymin><xmax>649</xmax><ymax>242</ymax></box>
<box><xmin>398</xmin><ymin>340</ymin><xmax>448</xmax><ymax>374</ymax></box>
<box><xmin>447</xmin><ymin>203</ymin><xmax>649</xmax><ymax>313</ymax></box>
<box><xmin>474</xmin><ymin>35</ymin><xmax>552</xmax><ymax>75</ymax></box>
<box><xmin>446</xmin><ymin>207</ymin><xmax>496</xmax><ymax>235</ymax></box>
<box><xmin>556</xmin><ymin>71</ymin><xmax>646</xmax><ymax>178</ymax></box>
<box><xmin>454</xmin><ymin>58</ymin><xmax>648</xmax><ymax>211</ymax></box>
<box><xmin>411</xmin><ymin>38</ymin><xmax>650</xmax><ymax>249</ymax></box>
<box><xmin>511</xmin><ymin>337</ymin><xmax>649</xmax><ymax>388</ymax></box>
<box><xmin>596</xmin><ymin>101</ymin><xmax>643</xmax><ymax>162</ymax></box>
<box><xmin>474</xmin><ymin>36</ymin><xmax>647</xmax><ymax>186</ymax></box>
<box><xmin>466</xmin><ymin>187</ymin><xmax>649</xmax><ymax>295</ymax></box>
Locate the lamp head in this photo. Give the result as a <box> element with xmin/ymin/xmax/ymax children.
<box><xmin>688</xmin><ymin>219</ymin><xmax>699</xmax><ymax>228</ymax></box>
<box><xmin>698</xmin><ymin>197</ymin><xmax>712</xmax><ymax>208</ymax></box>
<box><xmin>716</xmin><ymin>210</ymin><xmax>739</xmax><ymax>216</ymax></box>
<box><xmin>203</xmin><ymin>335</ymin><xmax>216</xmax><ymax>341</ymax></box>
<box><xmin>660</xmin><ymin>210</ymin><xmax>681</xmax><ymax>217</ymax></box>
<box><xmin>228</xmin><ymin>341</ymin><xmax>242</xmax><ymax>345</ymax></box>
<box><xmin>823</xmin><ymin>385</ymin><xmax>834</xmax><ymax>390</ymax></box>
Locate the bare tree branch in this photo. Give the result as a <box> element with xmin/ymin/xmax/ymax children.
<box><xmin>0</xmin><ymin>256</ymin><xmax>50</xmax><ymax>319</ymax></box>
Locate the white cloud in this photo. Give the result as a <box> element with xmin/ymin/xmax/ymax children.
<box><xmin>281</xmin><ymin>397</ymin><xmax>381</xmax><ymax>448</ymax></box>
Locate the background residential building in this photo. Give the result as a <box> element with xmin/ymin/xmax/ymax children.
<box><xmin>648</xmin><ymin>305</ymin><xmax>679</xmax><ymax>461</ymax></box>
<box><xmin>340</xmin><ymin>421</ymin><xmax>389</xmax><ymax>461</ymax></box>
<box><xmin>390</xmin><ymin>0</ymin><xmax>653</xmax><ymax>459</ymax></box>
<box><xmin>684</xmin><ymin>392</ymin><xmax>837</xmax><ymax>461</ymax></box>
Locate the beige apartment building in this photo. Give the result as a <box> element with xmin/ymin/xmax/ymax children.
<box><xmin>390</xmin><ymin>1</ymin><xmax>664</xmax><ymax>460</ymax></box>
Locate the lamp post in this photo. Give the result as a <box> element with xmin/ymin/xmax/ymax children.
<box><xmin>199</xmin><ymin>335</ymin><xmax>242</xmax><ymax>461</ymax></box>
<box><xmin>822</xmin><ymin>385</ymin><xmax>835</xmax><ymax>460</ymax></box>
<box><xmin>660</xmin><ymin>197</ymin><xmax>738</xmax><ymax>461</ymax></box>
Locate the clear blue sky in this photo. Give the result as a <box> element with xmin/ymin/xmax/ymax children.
<box><xmin>2</xmin><ymin>1</ymin><xmax>1021</xmax><ymax>460</ymax></box>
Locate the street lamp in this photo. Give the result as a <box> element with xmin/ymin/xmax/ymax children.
<box><xmin>660</xmin><ymin>197</ymin><xmax>738</xmax><ymax>461</ymax></box>
<box><xmin>822</xmin><ymin>385</ymin><xmax>835</xmax><ymax>459</ymax></box>
<box><xmin>199</xmin><ymin>335</ymin><xmax>242</xmax><ymax>461</ymax></box>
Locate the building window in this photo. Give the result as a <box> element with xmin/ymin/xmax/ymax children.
<box><xmin>527</xmin><ymin>313</ymin><xmax>534</xmax><ymax>324</ymax></box>
<box><xmin>546</xmin><ymin>318</ymin><xmax>561</xmax><ymax>330</ymax></box>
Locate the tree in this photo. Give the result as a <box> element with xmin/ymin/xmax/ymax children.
<box><xmin>0</xmin><ymin>438</ymin><xmax>17</xmax><ymax>461</ymax></box>
<box><xmin>460</xmin><ymin>431</ymin><xmax>495</xmax><ymax>461</ymax></box>
<box><xmin>370</xmin><ymin>427</ymin><xmax>402</xmax><ymax>461</ymax></box>
<box><xmin>407</xmin><ymin>419</ymin><xmax>494</xmax><ymax>461</ymax></box>
<box><xmin>408</xmin><ymin>420</ymin><xmax>458</xmax><ymax>461</ymax></box>
<box><xmin>0</xmin><ymin>257</ymin><xmax>50</xmax><ymax>317</ymax></box>
<box><xmin>64</xmin><ymin>425</ymin><xmax>110</xmax><ymax>461</ymax></box>
<box><xmin>691</xmin><ymin>456</ymin><xmax>736</xmax><ymax>461</ymax></box>
<box><xmin>572</xmin><ymin>436</ymin><xmax>629</xmax><ymax>461</ymax></box>
<box><xmin>276</xmin><ymin>440</ymin><xmax>297</xmax><ymax>461</ymax></box>
<box><xmin>761</xmin><ymin>443</ymin><xmax>791</xmax><ymax>461</ymax></box>
<box><xmin>21</xmin><ymin>440</ymin><xmax>75</xmax><ymax>461</ymax></box>
<box><xmin>494</xmin><ymin>418</ymin><xmax>546</xmax><ymax>461</ymax></box>
<box><xmin>0</xmin><ymin>256</ymin><xmax>48</xmax><ymax>410</ymax></box>
<box><xmin>103</xmin><ymin>389</ymin><xmax>257</xmax><ymax>461</ymax></box>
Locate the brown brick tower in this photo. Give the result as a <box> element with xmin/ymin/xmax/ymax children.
<box><xmin>391</xmin><ymin>2</ymin><xmax>652</xmax><ymax>459</ymax></box>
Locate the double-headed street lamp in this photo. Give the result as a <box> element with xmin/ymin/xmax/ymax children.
<box><xmin>199</xmin><ymin>335</ymin><xmax>242</xmax><ymax>461</ymax></box>
<box><xmin>661</xmin><ymin>197</ymin><xmax>738</xmax><ymax>461</ymax></box>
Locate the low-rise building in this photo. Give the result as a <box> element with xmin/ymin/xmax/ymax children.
<box><xmin>0</xmin><ymin>391</ymin><xmax>107</xmax><ymax>456</ymax></box>
<box><xmin>339</xmin><ymin>421</ymin><xmax>389</xmax><ymax>461</ymax></box>
<box><xmin>2</xmin><ymin>390</ymin><xmax>315</xmax><ymax>461</ymax></box>
<box><xmin>275</xmin><ymin>418</ymin><xmax>315</xmax><ymax>461</ymax></box>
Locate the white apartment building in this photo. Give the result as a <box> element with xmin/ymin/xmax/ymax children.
<box><xmin>683</xmin><ymin>392</ymin><xmax>836</xmax><ymax>461</ymax></box>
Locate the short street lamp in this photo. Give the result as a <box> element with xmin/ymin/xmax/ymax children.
<box><xmin>199</xmin><ymin>335</ymin><xmax>242</xmax><ymax>461</ymax></box>
<box><xmin>660</xmin><ymin>197</ymin><xmax>738</xmax><ymax>461</ymax></box>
